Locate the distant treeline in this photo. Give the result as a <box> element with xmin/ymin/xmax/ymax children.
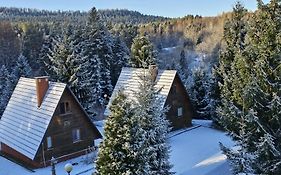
<box><xmin>0</xmin><ymin>7</ymin><xmax>168</xmax><ymax>25</ymax></box>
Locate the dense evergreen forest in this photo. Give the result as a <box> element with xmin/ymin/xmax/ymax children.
<box><xmin>0</xmin><ymin>6</ymin><xmax>230</xmax><ymax>120</ymax></box>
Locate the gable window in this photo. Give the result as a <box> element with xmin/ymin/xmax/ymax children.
<box><xmin>177</xmin><ymin>107</ymin><xmax>183</xmax><ymax>117</ymax></box>
<box><xmin>47</xmin><ymin>136</ymin><xmax>52</xmax><ymax>149</ymax></box>
<box><xmin>72</xmin><ymin>129</ymin><xmax>81</xmax><ymax>142</ymax></box>
<box><xmin>60</xmin><ymin>102</ymin><xmax>70</xmax><ymax>114</ymax></box>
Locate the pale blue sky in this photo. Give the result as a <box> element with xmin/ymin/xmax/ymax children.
<box><xmin>0</xmin><ymin>0</ymin><xmax>270</xmax><ymax>17</ymax></box>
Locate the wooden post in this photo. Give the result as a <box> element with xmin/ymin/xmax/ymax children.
<box><xmin>42</xmin><ymin>143</ymin><xmax>46</xmax><ymax>167</ymax></box>
<box><xmin>51</xmin><ymin>157</ymin><xmax>56</xmax><ymax>175</ymax></box>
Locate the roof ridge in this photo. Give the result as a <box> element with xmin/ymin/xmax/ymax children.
<box><xmin>122</xmin><ymin>67</ymin><xmax>177</xmax><ymax>72</ymax></box>
<box><xmin>19</xmin><ymin>77</ymin><xmax>67</xmax><ymax>86</ymax></box>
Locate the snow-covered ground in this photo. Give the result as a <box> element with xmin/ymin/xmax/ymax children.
<box><xmin>0</xmin><ymin>120</ymin><xmax>234</xmax><ymax>175</ymax></box>
<box><xmin>0</xmin><ymin>154</ymin><xmax>94</xmax><ymax>175</ymax></box>
<box><xmin>170</xmin><ymin>120</ymin><xmax>234</xmax><ymax>175</ymax></box>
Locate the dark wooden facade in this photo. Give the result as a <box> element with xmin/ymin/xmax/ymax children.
<box><xmin>165</xmin><ymin>74</ymin><xmax>194</xmax><ymax>130</ymax></box>
<box><xmin>1</xmin><ymin>87</ymin><xmax>102</xmax><ymax>168</ymax></box>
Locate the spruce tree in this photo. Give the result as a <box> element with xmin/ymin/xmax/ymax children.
<box><xmin>0</xmin><ymin>65</ymin><xmax>10</xmax><ymax>115</ymax></box>
<box><xmin>13</xmin><ymin>53</ymin><xmax>32</xmax><ymax>79</ymax></box>
<box><xmin>219</xmin><ymin>1</ymin><xmax>281</xmax><ymax>174</ymax></box>
<box><xmin>96</xmin><ymin>70</ymin><xmax>173</xmax><ymax>174</ymax></box>
<box><xmin>0</xmin><ymin>54</ymin><xmax>32</xmax><ymax>116</ymax></box>
<box><xmin>95</xmin><ymin>91</ymin><xmax>146</xmax><ymax>174</ymax></box>
<box><xmin>132</xmin><ymin>69</ymin><xmax>173</xmax><ymax>174</ymax></box>
<box><xmin>216</xmin><ymin>1</ymin><xmax>248</xmax><ymax>131</ymax></box>
<box><xmin>0</xmin><ymin>69</ymin><xmax>17</xmax><ymax>116</ymax></box>
<box><xmin>111</xmin><ymin>36</ymin><xmax>129</xmax><ymax>86</ymax></box>
<box><xmin>79</xmin><ymin>7</ymin><xmax>114</xmax><ymax>115</ymax></box>
<box><xmin>190</xmin><ymin>69</ymin><xmax>211</xmax><ymax>119</ymax></box>
<box><xmin>46</xmin><ymin>25</ymin><xmax>78</xmax><ymax>84</ymax></box>
<box><xmin>130</xmin><ymin>35</ymin><xmax>157</xmax><ymax>68</ymax></box>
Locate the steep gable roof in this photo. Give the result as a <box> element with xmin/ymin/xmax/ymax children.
<box><xmin>104</xmin><ymin>67</ymin><xmax>177</xmax><ymax>116</ymax></box>
<box><xmin>0</xmin><ymin>77</ymin><xmax>102</xmax><ymax>160</ymax></box>
<box><xmin>0</xmin><ymin>77</ymin><xmax>65</xmax><ymax>160</ymax></box>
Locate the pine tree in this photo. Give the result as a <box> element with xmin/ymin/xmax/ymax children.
<box><xmin>79</xmin><ymin>7</ymin><xmax>114</xmax><ymax>115</ymax></box>
<box><xmin>41</xmin><ymin>24</ymin><xmax>92</xmax><ymax>114</ymax></box>
<box><xmin>0</xmin><ymin>69</ymin><xmax>17</xmax><ymax>116</ymax></box>
<box><xmin>133</xmin><ymin>70</ymin><xmax>173</xmax><ymax>174</ymax></box>
<box><xmin>96</xmin><ymin>70</ymin><xmax>173</xmax><ymax>175</ymax></box>
<box><xmin>130</xmin><ymin>35</ymin><xmax>157</xmax><ymax>68</ymax></box>
<box><xmin>177</xmin><ymin>49</ymin><xmax>190</xmax><ymax>84</ymax></box>
<box><xmin>219</xmin><ymin>1</ymin><xmax>281</xmax><ymax>174</ymax></box>
<box><xmin>0</xmin><ymin>65</ymin><xmax>10</xmax><ymax>115</ymax></box>
<box><xmin>190</xmin><ymin>68</ymin><xmax>211</xmax><ymax>119</ymax></box>
<box><xmin>111</xmin><ymin>36</ymin><xmax>129</xmax><ymax>86</ymax></box>
<box><xmin>216</xmin><ymin>1</ymin><xmax>248</xmax><ymax>131</ymax></box>
<box><xmin>13</xmin><ymin>53</ymin><xmax>32</xmax><ymax>79</ymax></box>
<box><xmin>0</xmin><ymin>54</ymin><xmax>32</xmax><ymax>116</ymax></box>
<box><xmin>95</xmin><ymin>91</ymin><xmax>145</xmax><ymax>174</ymax></box>
<box><xmin>46</xmin><ymin>25</ymin><xmax>78</xmax><ymax>83</ymax></box>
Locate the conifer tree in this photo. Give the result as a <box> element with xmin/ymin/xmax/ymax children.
<box><xmin>0</xmin><ymin>54</ymin><xmax>32</xmax><ymax>115</ymax></box>
<box><xmin>132</xmin><ymin>69</ymin><xmax>173</xmax><ymax>174</ymax></box>
<box><xmin>46</xmin><ymin>26</ymin><xmax>78</xmax><ymax>83</ymax></box>
<box><xmin>219</xmin><ymin>1</ymin><xmax>281</xmax><ymax>174</ymax></box>
<box><xmin>130</xmin><ymin>35</ymin><xmax>157</xmax><ymax>68</ymax></box>
<box><xmin>13</xmin><ymin>53</ymin><xmax>32</xmax><ymax>79</ymax></box>
<box><xmin>79</xmin><ymin>7</ymin><xmax>114</xmax><ymax>114</ymax></box>
<box><xmin>111</xmin><ymin>36</ymin><xmax>129</xmax><ymax>86</ymax></box>
<box><xmin>216</xmin><ymin>1</ymin><xmax>248</xmax><ymax>131</ymax></box>
<box><xmin>190</xmin><ymin>69</ymin><xmax>211</xmax><ymax>119</ymax></box>
<box><xmin>96</xmin><ymin>70</ymin><xmax>173</xmax><ymax>174</ymax></box>
<box><xmin>177</xmin><ymin>49</ymin><xmax>190</xmax><ymax>84</ymax></box>
<box><xmin>0</xmin><ymin>65</ymin><xmax>10</xmax><ymax>115</ymax></box>
<box><xmin>0</xmin><ymin>69</ymin><xmax>17</xmax><ymax>116</ymax></box>
<box><xmin>95</xmin><ymin>91</ymin><xmax>145</xmax><ymax>174</ymax></box>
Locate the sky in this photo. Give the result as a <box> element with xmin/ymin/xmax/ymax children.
<box><xmin>0</xmin><ymin>0</ymin><xmax>271</xmax><ymax>18</ymax></box>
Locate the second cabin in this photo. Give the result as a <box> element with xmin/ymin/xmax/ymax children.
<box><xmin>104</xmin><ymin>66</ymin><xmax>194</xmax><ymax>130</ymax></box>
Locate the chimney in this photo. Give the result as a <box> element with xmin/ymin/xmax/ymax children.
<box><xmin>149</xmin><ymin>65</ymin><xmax>158</xmax><ymax>82</ymax></box>
<box><xmin>35</xmin><ymin>76</ymin><xmax>49</xmax><ymax>108</ymax></box>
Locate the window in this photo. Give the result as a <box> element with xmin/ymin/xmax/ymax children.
<box><xmin>47</xmin><ymin>136</ymin><xmax>52</xmax><ymax>149</ymax></box>
<box><xmin>177</xmin><ymin>107</ymin><xmax>183</xmax><ymax>117</ymax></box>
<box><xmin>60</xmin><ymin>102</ymin><xmax>70</xmax><ymax>114</ymax></box>
<box><xmin>64</xmin><ymin>121</ymin><xmax>71</xmax><ymax>127</ymax></box>
<box><xmin>72</xmin><ymin>129</ymin><xmax>81</xmax><ymax>142</ymax></box>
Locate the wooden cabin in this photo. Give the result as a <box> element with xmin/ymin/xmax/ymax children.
<box><xmin>0</xmin><ymin>77</ymin><xmax>102</xmax><ymax>168</ymax></box>
<box><xmin>104</xmin><ymin>66</ymin><xmax>194</xmax><ymax>130</ymax></box>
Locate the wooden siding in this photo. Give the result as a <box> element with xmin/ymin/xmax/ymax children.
<box><xmin>105</xmin><ymin>67</ymin><xmax>193</xmax><ymax>130</ymax></box>
<box><xmin>165</xmin><ymin>74</ymin><xmax>193</xmax><ymax>130</ymax></box>
<box><xmin>35</xmin><ymin>88</ymin><xmax>101</xmax><ymax>165</ymax></box>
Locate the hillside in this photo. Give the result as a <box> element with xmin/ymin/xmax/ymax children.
<box><xmin>0</xmin><ymin>7</ymin><xmax>168</xmax><ymax>25</ymax></box>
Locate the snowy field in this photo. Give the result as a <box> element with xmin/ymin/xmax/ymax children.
<box><xmin>170</xmin><ymin>120</ymin><xmax>234</xmax><ymax>175</ymax></box>
<box><xmin>0</xmin><ymin>120</ymin><xmax>234</xmax><ymax>175</ymax></box>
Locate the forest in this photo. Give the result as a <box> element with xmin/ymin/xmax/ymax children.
<box><xmin>0</xmin><ymin>0</ymin><xmax>281</xmax><ymax>174</ymax></box>
<box><xmin>0</xmin><ymin>6</ymin><xmax>227</xmax><ymax>119</ymax></box>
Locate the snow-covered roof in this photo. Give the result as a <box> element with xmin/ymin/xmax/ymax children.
<box><xmin>104</xmin><ymin>67</ymin><xmax>177</xmax><ymax>116</ymax></box>
<box><xmin>0</xmin><ymin>77</ymin><xmax>66</xmax><ymax>160</ymax></box>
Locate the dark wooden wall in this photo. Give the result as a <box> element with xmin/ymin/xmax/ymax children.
<box><xmin>165</xmin><ymin>74</ymin><xmax>194</xmax><ymax>130</ymax></box>
<box><xmin>35</xmin><ymin>88</ymin><xmax>101</xmax><ymax>165</ymax></box>
<box><xmin>1</xmin><ymin>143</ymin><xmax>40</xmax><ymax>168</ymax></box>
